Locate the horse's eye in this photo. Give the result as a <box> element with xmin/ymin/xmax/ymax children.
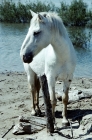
<box><xmin>34</xmin><ymin>31</ymin><xmax>41</xmax><ymax>36</ymax></box>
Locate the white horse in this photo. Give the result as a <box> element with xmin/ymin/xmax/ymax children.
<box><xmin>20</xmin><ymin>10</ymin><xmax>76</xmax><ymax>126</ymax></box>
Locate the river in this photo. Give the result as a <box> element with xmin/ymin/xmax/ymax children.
<box><xmin>0</xmin><ymin>22</ymin><xmax>92</xmax><ymax>77</ymax></box>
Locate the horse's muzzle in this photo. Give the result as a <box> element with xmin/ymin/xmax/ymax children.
<box><xmin>23</xmin><ymin>53</ymin><xmax>33</xmax><ymax>63</ymax></box>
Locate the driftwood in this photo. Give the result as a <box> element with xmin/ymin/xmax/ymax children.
<box><xmin>39</xmin><ymin>75</ymin><xmax>54</xmax><ymax>133</ymax></box>
<box><xmin>13</xmin><ymin>116</ymin><xmax>46</xmax><ymax>135</ymax></box>
<box><xmin>2</xmin><ymin>124</ymin><xmax>15</xmax><ymax>138</ymax></box>
<box><xmin>19</xmin><ymin>116</ymin><xmax>46</xmax><ymax>127</ymax></box>
<box><xmin>57</xmin><ymin>88</ymin><xmax>92</xmax><ymax>103</ymax></box>
<box><xmin>13</xmin><ymin>122</ymin><xmax>31</xmax><ymax>135</ymax></box>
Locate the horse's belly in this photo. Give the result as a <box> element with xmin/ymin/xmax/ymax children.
<box><xmin>30</xmin><ymin>48</ymin><xmax>45</xmax><ymax>76</ymax></box>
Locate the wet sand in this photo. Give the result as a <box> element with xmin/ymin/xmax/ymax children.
<box><xmin>0</xmin><ymin>72</ymin><xmax>92</xmax><ymax>140</ymax></box>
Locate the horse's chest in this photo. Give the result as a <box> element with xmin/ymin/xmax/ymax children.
<box><xmin>30</xmin><ymin>45</ymin><xmax>66</xmax><ymax>77</ymax></box>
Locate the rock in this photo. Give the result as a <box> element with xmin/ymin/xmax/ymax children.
<box><xmin>13</xmin><ymin>116</ymin><xmax>46</xmax><ymax>135</ymax></box>
<box><xmin>13</xmin><ymin>122</ymin><xmax>31</xmax><ymax>135</ymax></box>
<box><xmin>79</xmin><ymin>114</ymin><xmax>92</xmax><ymax>135</ymax></box>
<box><xmin>56</xmin><ymin>87</ymin><xmax>92</xmax><ymax>103</ymax></box>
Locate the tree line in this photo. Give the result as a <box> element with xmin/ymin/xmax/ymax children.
<box><xmin>0</xmin><ymin>0</ymin><xmax>92</xmax><ymax>48</ymax></box>
<box><xmin>0</xmin><ymin>0</ymin><xmax>92</xmax><ymax>27</ymax></box>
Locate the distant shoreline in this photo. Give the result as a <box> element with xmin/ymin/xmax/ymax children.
<box><xmin>0</xmin><ymin>0</ymin><xmax>92</xmax><ymax>27</ymax></box>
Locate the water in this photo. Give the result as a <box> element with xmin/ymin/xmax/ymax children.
<box><xmin>0</xmin><ymin>22</ymin><xmax>92</xmax><ymax>77</ymax></box>
<box><xmin>75</xmin><ymin>48</ymin><xmax>92</xmax><ymax>77</ymax></box>
<box><xmin>0</xmin><ymin>23</ymin><xmax>29</xmax><ymax>72</ymax></box>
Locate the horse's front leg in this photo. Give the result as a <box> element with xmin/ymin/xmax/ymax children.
<box><xmin>29</xmin><ymin>84</ymin><xmax>36</xmax><ymax>115</ymax></box>
<box><xmin>28</xmin><ymin>81</ymin><xmax>41</xmax><ymax>116</ymax></box>
<box><xmin>62</xmin><ymin>80</ymin><xmax>71</xmax><ymax>126</ymax></box>
<box><xmin>29</xmin><ymin>78</ymin><xmax>41</xmax><ymax>116</ymax></box>
<box><xmin>26</xmin><ymin>69</ymin><xmax>40</xmax><ymax>115</ymax></box>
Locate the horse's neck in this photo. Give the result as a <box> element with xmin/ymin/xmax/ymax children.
<box><xmin>51</xmin><ymin>33</ymin><xmax>71</xmax><ymax>60</ymax></box>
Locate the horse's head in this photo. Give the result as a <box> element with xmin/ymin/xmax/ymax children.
<box><xmin>20</xmin><ymin>10</ymin><xmax>52</xmax><ymax>63</ymax></box>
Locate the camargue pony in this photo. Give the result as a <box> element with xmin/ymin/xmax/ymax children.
<box><xmin>20</xmin><ymin>10</ymin><xmax>76</xmax><ymax>126</ymax></box>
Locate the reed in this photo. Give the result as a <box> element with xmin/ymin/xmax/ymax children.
<box><xmin>0</xmin><ymin>0</ymin><xmax>56</xmax><ymax>23</ymax></box>
<box><xmin>58</xmin><ymin>0</ymin><xmax>88</xmax><ymax>26</ymax></box>
<box><xmin>0</xmin><ymin>0</ymin><xmax>92</xmax><ymax>26</ymax></box>
<box><xmin>69</xmin><ymin>28</ymin><xmax>91</xmax><ymax>48</ymax></box>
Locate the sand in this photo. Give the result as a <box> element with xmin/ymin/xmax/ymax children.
<box><xmin>0</xmin><ymin>72</ymin><xmax>92</xmax><ymax>140</ymax></box>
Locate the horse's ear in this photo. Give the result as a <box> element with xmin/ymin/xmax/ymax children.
<box><xmin>30</xmin><ymin>10</ymin><xmax>37</xmax><ymax>17</ymax></box>
<box><xmin>38</xmin><ymin>14</ymin><xmax>45</xmax><ymax>22</ymax></box>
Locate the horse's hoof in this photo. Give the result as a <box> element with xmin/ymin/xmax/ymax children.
<box><xmin>35</xmin><ymin>109</ymin><xmax>42</xmax><ymax>117</ymax></box>
<box><xmin>57</xmin><ymin>95</ymin><xmax>62</xmax><ymax>101</ymax></box>
<box><xmin>62</xmin><ymin>120</ymin><xmax>70</xmax><ymax>127</ymax></box>
<box><xmin>31</xmin><ymin>109</ymin><xmax>36</xmax><ymax>116</ymax></box>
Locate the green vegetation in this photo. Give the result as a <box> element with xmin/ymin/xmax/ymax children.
<box><xmin>69</xmin><ymin>28</ymin><xmax>91</xmax><ymax>48</ymax></box>
<box><xmin>0</xmin><ymin>0</ymin><xmax>56</xmax><ymax>23</ymax></box>
<box><xmin>0</xmin><ymin>0</ymin><xmax>92</xmax><ymax>48</ymax></box>
<box><xmin>0</xmin><ymin>0</ymin><xmax>92</xmax><ymax>26</ymax></box>
<box><xmin>57</xmin><ymin>2</ymin><xmax>69</xmax><ymax>26</ymax></box>
<box><xmin>69</xmin><ymin>0</ymin><xmax>87</xmax><ymax>26</ymax></box>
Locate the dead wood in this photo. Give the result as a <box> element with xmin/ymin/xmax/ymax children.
<box><xmin>2</xmin><ymin>124</ymin><xmax>15</xmax><ymax>138</ymax></box>
<box><xmin>39</xmin><ymin>74</ymin><xmax>54</xmax><ymax>133</ymax></box>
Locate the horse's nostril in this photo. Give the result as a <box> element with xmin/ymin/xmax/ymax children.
<box><xmin>23</xmin><ymin>55</ymin><xmax>27</xmax><ymax>62</ymax></box>
<box><xmin>23</xmin><ymin>53</ymin><xmax>33</xmax><ymax>63</ymax></box>
<box><xmin>28</xmin><ymin>55</ymin><xmax>31</xmax><ymax>58</ymax></box>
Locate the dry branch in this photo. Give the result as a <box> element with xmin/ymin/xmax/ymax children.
<box><xmin>39</xmin><ymin>74</ymin><xmax>54</xmax><ymax>133</ymax></box>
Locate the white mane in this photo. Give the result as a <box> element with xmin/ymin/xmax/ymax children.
<box><xmin>39</xmin><ymin>12</ymin><xmax>68</xmax><ymax>38</ymax></box>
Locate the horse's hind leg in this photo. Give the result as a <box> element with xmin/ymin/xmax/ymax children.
<box><xmin>62</xmin><ymin>79</ymin><xmax>71</xmax><ymax>126</ymax></box>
